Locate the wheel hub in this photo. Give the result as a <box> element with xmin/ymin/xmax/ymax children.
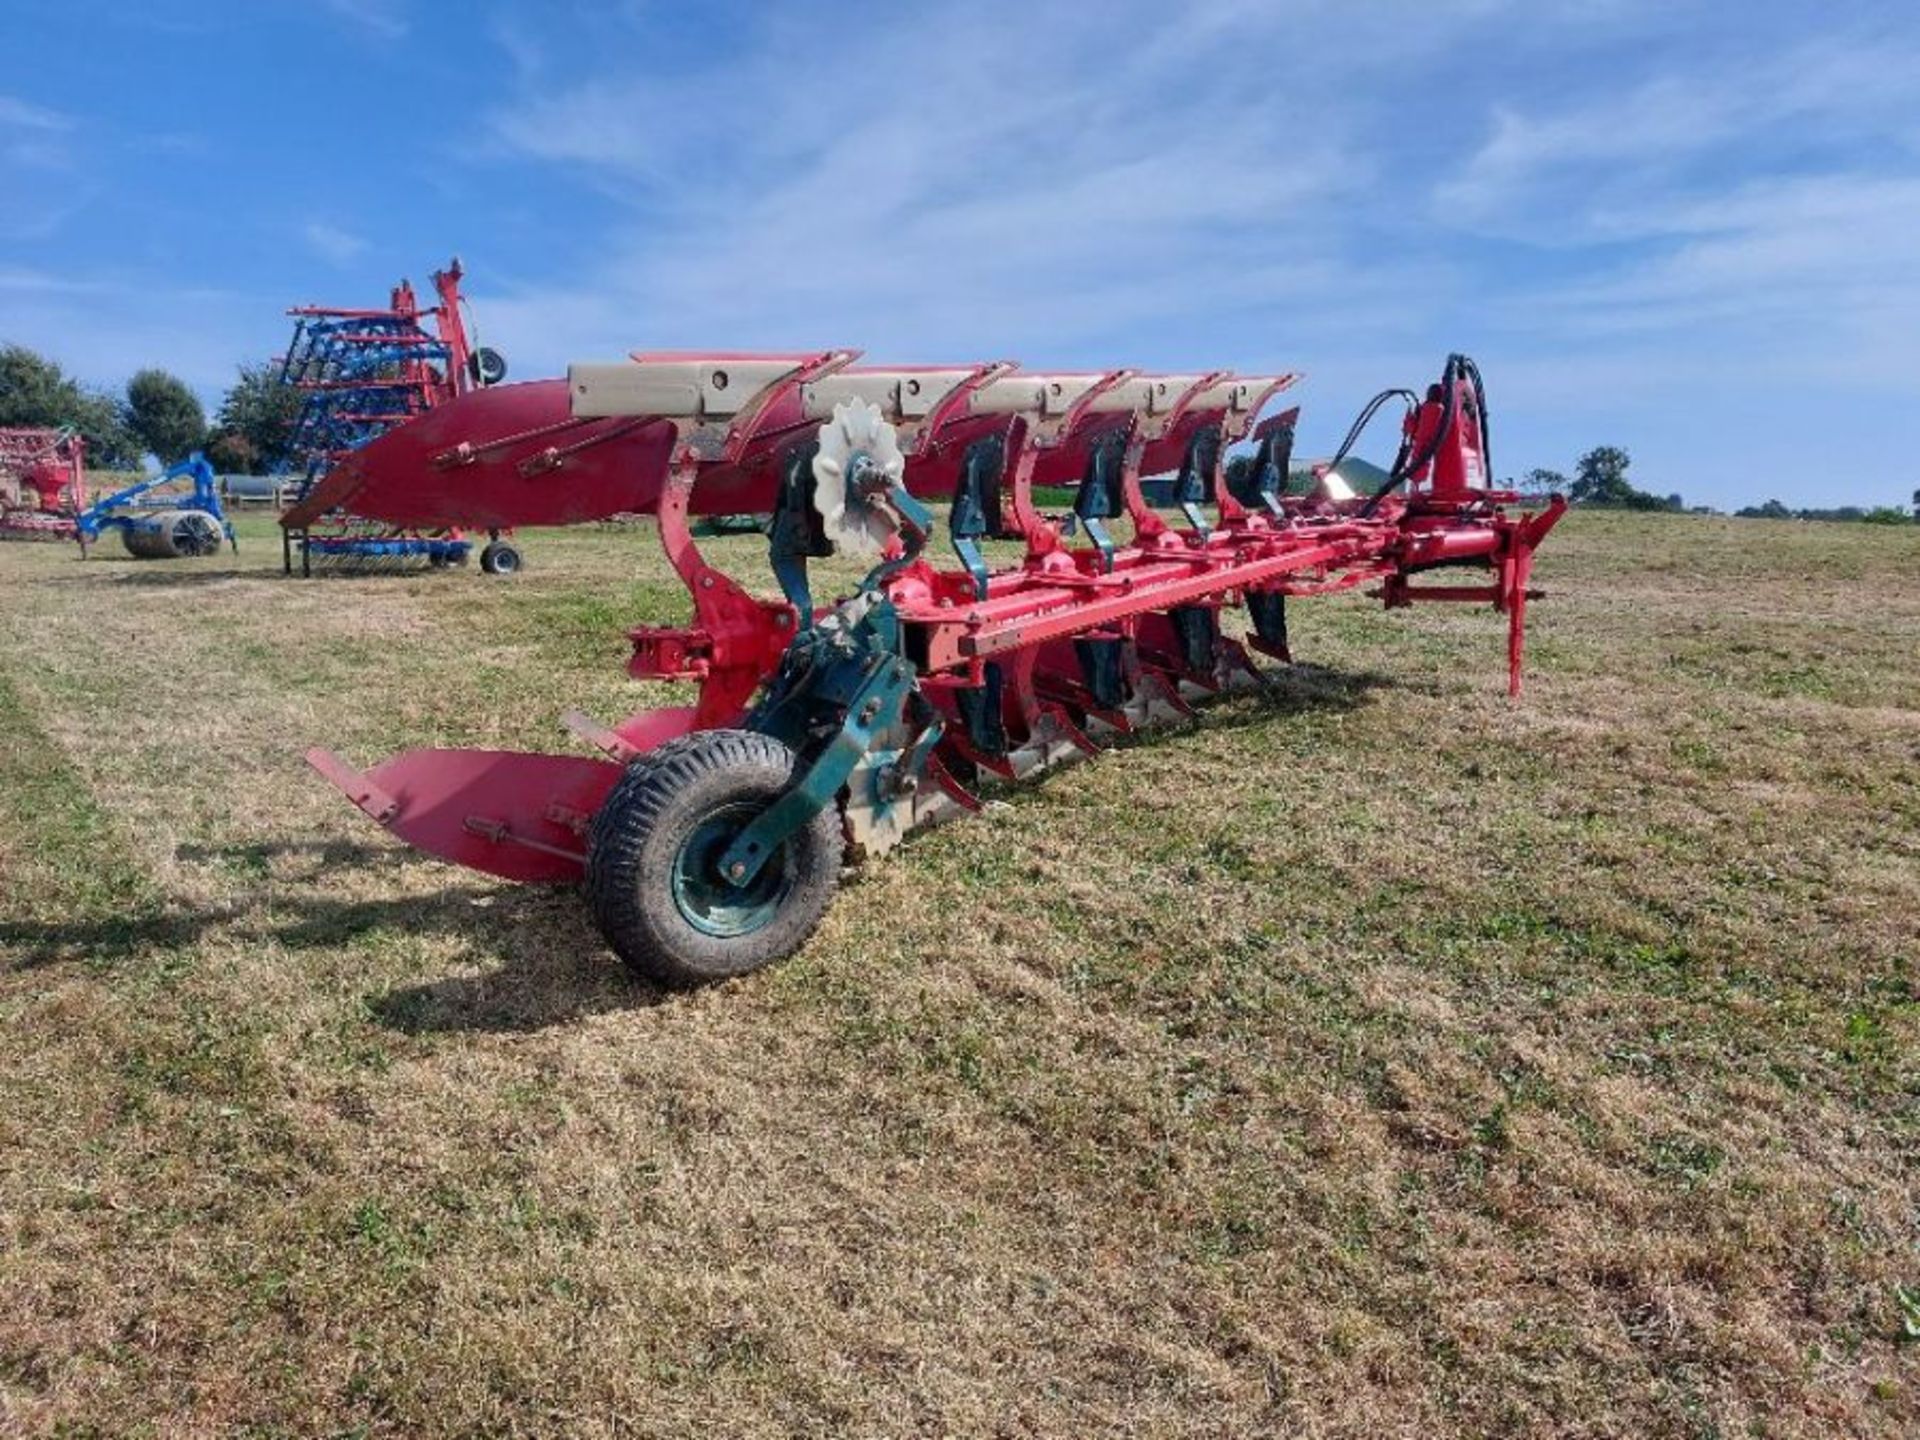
<box><xmin>670</xmin><ymin>804</ymin><xmax>794</xmax><ymax>937</ymax></box>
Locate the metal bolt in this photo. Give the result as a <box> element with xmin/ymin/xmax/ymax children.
<box><xmin>728</xmin><ymin>862</ymin><xmax>746</xmax><ymax>879</ymax></box>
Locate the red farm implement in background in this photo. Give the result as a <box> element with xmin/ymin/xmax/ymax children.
<box><xmin>308</xmin><ymin>350</ymin><xmax>1565</xmax><ymax>987</ymax></box>
<box><xmin>275</xmin><ymin>257</ymin><xmax>514</xmax><ymax>575</ymax></box>
<box><xmin>0</xmin><ymin>427</ymin><xmax>87</xmax><ymax>543</ymax></box>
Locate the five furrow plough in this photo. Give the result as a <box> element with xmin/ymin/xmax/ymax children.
<box><xmin>307</xmin><ymin>349</ymin><xmax>1565</xmax><ymax>985</ymax></box>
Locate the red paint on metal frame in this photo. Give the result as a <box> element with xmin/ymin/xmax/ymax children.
<box><xmin>307</xmin><ymin>351</ymin><xmax>1565</xmax><ymax>885</ymax></box>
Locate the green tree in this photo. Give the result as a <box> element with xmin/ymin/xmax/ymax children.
<box><xmin>203</xmin><ymin>430</ymin><xmax>260</xmax><ymax>474</ymax></box>
<box><xmin>1568</xmin><ymin>446</ymin><xmax>1682</xmax><ymax>511</ymax></box>
<box><xmin>1569</xmin><ymin>446</ymin><xmax>1634</xmax><ymax>506</ymax></box>
<box><xmin>0</xmin><ymin>344</ymin><xmax>141</xmax><ymax>467</ymax></box>
<box><xmin>1519</xmin><ymin>467</ymin><xmax>1568</xmax><ymax>497</ymax></box>
<box><xmin>0</xmin><ymin>343</ymin><xmax>75</xmax><ymax>425</ymax></box>
<box><xmin>124</xmin><ymin>368</ymin><xmax>207</xmax><ymax>464</ymax></box>
<box><xmin>209</xmin><ymin>361</ymin><xmax>302</xmax><ymax>473</ymax></box>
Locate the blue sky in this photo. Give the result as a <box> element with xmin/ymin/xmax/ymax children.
<box><xmin>3</xmin><ymin>0</ymin><xmax>1917</xmax><ymax>509</ymax></box>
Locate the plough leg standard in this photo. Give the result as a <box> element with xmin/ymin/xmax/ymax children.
<box><xmin>308</xmin><ymin>351</ymin><xmax>1565</xmax><ymax>986</ymax></box>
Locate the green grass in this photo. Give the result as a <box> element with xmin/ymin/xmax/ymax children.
<box><xmin>0</xmin><ymin>667</ymin><xmax>152</xmax><ymax>924</ymax></box>
<box><xmin>0</xmin><ymin>508</ymin><xmax>1916</xmax><ymax>1437</ymax></box>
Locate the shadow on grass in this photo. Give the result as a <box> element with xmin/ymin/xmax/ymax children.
<box><xmin>1234</xmin><ymin>661</ymin><xmax>1397</xmax><ymax>714</ymax></box>
<box><xmin>29</xmin><ymin>563</ymin><xmax>289</xmax><ymax>587</ymax></box>
<box><xmin>31</xmin><ymin>562</ymin><xmax>477</xmax><ymax>588</ymax></box>
<box><xmin>174</xmin><ymin>836</ymin><xmax>413</xmax><ymax>865</ymax></box>
<box><xmin>363</xmin><ymin>887</ymin><xmax>668</xmax><ymax>1034</ymax></box>
<box><xmin>0</xmin><ymin>909</ymin><xmax>212</xmax><ymax>971</ymax></box>
<box><xmin>1</xmin><ymin>876</ymin><xmax>662</xmax><ymax>1032</ymax></box>
<box><xmin>1100</xmin><ymin>662</ymin><xmax>1398</xmax><ymax>743</ymax></box>
<box><xmin>0</xmin><ymin>839</ymin><xmax>421</xmax><ymax>968</ymax></box>
<box><xmin>2</xmin><ymin>661</ymin><xmax>1388</xmax><ymax>1021</ymax></box>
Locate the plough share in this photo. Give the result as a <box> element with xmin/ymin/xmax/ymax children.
<box><xmin>308</xmin><ymin>350</ymin><xmax>1565</xmax><ymax>985</ymax></box>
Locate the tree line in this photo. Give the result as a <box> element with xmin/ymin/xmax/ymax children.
<box><xmin>1514</xmin><ymin>445</ymin><xmax>1914</xmax><ymax>523</ymax></box>
<box><xmin>1515</xmin><ymin>446</ymin><xmax>1686</xmax><ymax>511</ymax></box>
<box><xmin>0</xmin><ymin>344</ymin><xmax>299</xmax><ymax>473</ymax></box>
<box><xmin>1731</xmin><ymin>496</ymin><xmax>1917</xmax><ymax>525</ymax></box>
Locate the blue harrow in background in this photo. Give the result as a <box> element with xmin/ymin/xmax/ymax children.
<box><xmin>273</xmin><ymin>259</ymin><xmax>511</xmax><ymax>575</ymax></box>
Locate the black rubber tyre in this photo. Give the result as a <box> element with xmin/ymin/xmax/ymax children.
<box><xmin>478</xmin><ymin>541</ymin><xmax>522</xmax><ymax>575</ymax></box>
<box><xmin>470</xmin><ymin>346</ymin><xmax>508</xmax><ymax>387</ymax></box>
<box><xmin>586</xmin><ymin>730</ymin><xmax>843</xmax><ymax>987</ymax></box>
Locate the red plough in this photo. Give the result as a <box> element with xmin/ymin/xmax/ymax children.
<box><xmin>309</xmin><ymin>350</ymin><xmax>1564</xmax><ymax>985</ymax></box>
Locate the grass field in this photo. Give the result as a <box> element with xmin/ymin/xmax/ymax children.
<box><xmin>1</xmin><ymin>509</ymin><xmax>1916</xmax><ymax>1437</ymax></box>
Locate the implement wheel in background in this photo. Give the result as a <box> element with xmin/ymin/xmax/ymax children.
<box><xmin>478</xmin><ymin>541</ymin><xmax>521</xmax><ymax>575</ymax></box>
<box><xmin>587</xmin><ymin>730</ymin><xmax>843</xmax><ymax>987</ymax></box>
<box><xmin>469</xmin><ymin>346</ymin><xmax>508</xmax><ymax>387</ymax></box>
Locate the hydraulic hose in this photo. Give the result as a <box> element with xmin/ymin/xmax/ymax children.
<box><xmin>1324</xmin><ymin>389</ymin><xmax>1418</xmax><ymax>482</ymax></box>
<box><xmin>1356</xmin><ymin>352</ymin><xmax>1489</xmax><ymax>518</ymax></box>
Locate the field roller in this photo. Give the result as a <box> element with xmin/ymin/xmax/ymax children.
<box><xmin>75</xmin><ymin>452</ymin><xmax>235</xmax><ymax>558</ymax></box>
<box><xmin>308</xmin><ymin>350</ymin><xmax>1565</xmax><ymax>986</ymax></box>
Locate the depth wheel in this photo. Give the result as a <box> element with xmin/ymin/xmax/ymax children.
<box><xmin>478</xmin><ymin>541</ymin><xmax>522</xmax><ymax>575</ymax></box>
<box><xmin>587</xmin><ymin>730</ymin><xmax>843</xmax><ymax>987</ymax></box>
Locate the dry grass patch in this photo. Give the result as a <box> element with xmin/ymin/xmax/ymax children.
<box><xmin>0</xmin><ymin>510</ymin><xmax>1916</xmax><ymax>1436</ymax></box>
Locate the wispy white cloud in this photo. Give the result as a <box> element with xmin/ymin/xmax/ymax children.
<box><xmin>0</xmin><ymin>94</ymin><xmax>71</xmax><ymax>131</ymax></box>
<box><xmin>132</xmin><ymin>131</ymin><xmax>210</xmax><ymax>157</ymax></box>
<box><xmin>0</xmin><ymin>266</ymin><xmax>108</xmax><ymax>295</ymax></box>
<box><xmin>302</xmin><ymin>220</ymin><xmax>369</xmax><ymax>267</ymax></box>
<box><xmin>474</xmin><ymin>0</ymin><xmax>1469</xmax><ymax>381</ymax></box>
<box><xmin>1480</xmin><ymin>172</ymin><xmax>1920</xmax><ymax>402</ymax></box>
<box><xmin>317</xmin><ymin>0</ymin><xmax>408</xmax><ymax>41</ymax></box>
<box><xmin>0</xmin><ymin>90</ymin><xmax>81</xmax><ymax>235</ymax></box>
<box><xmin>1436</xmin><ymin>30</ymin><xmax>1920</xmax><ymax>231</ymax></box>
<box><xmin>1422</xmin><ymin>17</ymin><xmax>1920</xmax><ymax>483</ymax></box>
<box><xmin>0</xmin><ymin>175</ymin><xmax>89</xmax><ymax>240</ymax></box>
<box><xmin>486</xmin><ymin>11</ymin><xmax>545</xmax><ymax>85</ymax></box>
<box><xmin>0</xmin><ymin>274</ymin><xmax>266</xmax><ymax>402</ymax></box>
